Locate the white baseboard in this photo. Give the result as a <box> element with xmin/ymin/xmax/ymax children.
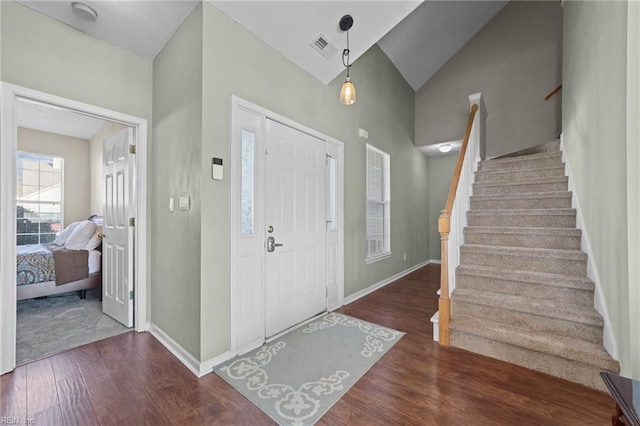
<box><xmin>430</xmin><ymin>311</ymin><xmax>439</xmax><ymax>342</ymax></box>
<box><xmin>560</xmin><ymin>135</ymin><xmax>618</xmax><ymax>360</ymax></box>
<box><xmin>343</xmin><ymin>259</ymin><xmax>432</xmax><ymax>305</ymax></box>
<box><xmin>149</xmin><ymin>323</ymin><xmax>232</xmax><ymax>377</ymax></box>
<box><xmin>427</xmin><ymin>259</ymin><xmax>441</xmax><ymax>265</ymax></box>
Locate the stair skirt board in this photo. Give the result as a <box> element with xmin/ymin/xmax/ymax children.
<box><xmin>445</xmin><ymin>139</ymin><xmax>619</xmax><ymax>390</ymax></box>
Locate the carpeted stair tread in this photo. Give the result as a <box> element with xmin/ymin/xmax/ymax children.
<box><xmin>481</xmin><ymin>150</ymin><xmax>562</xmax><ymax>166</ymax></box>
<box><xmin>475</xmin><ymin>166</ymin><xmax>566</xmax><ymax>183</ymax></box>
<box><xmin>468</xmin><ymin>208</ymin><xmax>575</xmax><ymax>216</ymax></box>
<box><xmin>450</xmin><ymin>314</ymin><xmax>618</xmax><ymax>372</ymax></box>
<box><xmin>466</xmin><ymin>210</ymin><xmax>577</xmax><ymax>229</ymax></box>
<box><xmin>470</xmin><ymin>192</ymin><xmax>572</xmax><ymax>210</ymax></box>
<box><xmin>461</xmin><ymin>244</ymin><xmax>587</xmax><ymax>261</ymax></box>
<box><xmin>473</xmin><ymin>176</ymin><xmax>569</xmax><ymax>189</ymax></box>
<box><xmin>464</xmin><ymin>226</ymin><xmax>581</xmax><ymax>237</ymax></box>
<box><xmin>452</xmin><ymin>288</ymin><xmax>603</xmax><ymax>326</ymax></box>
<box><xmin>493</xmin><ymin>139</ymin><xmax>560</xmax><ymax>159</ymax></box>
<box><xmin>456</xmin><ymin>265</ymin><xmax>594</xmax><ymax>291</ymax></box>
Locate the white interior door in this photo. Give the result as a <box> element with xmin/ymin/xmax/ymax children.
<box><xmin>102</xmin><ymin>128</ymin><xmax>134</xmax><ymax>327</ymax></box>
<box><xmin>265</xmin><ymin>119</ymin><xmax>327</xmax><ymax>337</ymax></box>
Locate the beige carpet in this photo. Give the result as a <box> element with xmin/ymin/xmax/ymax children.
<box><xmin>449</xmin><ymin>140</ymin><xmax>619</xmax><ymax>391</ymax></box>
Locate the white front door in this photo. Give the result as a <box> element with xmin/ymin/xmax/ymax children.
<box><xmin>265</xmin><ymin>119</ymin><xmax>327</xmax><ymax>337</ymax></box>
<box><xmin>102</xmin><ymin>128</ymin><xmax>134</xmax><ymax>327</ymax></box>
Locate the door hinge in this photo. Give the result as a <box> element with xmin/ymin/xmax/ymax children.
<box><xmin>129</xmin><ymin>145</ymin><xmax>136</xmax><ymax>154</ymax></box>
<box><xmin>129</xmin><ymin>217</ymin><xmax>135</xmax><ymax>227</ymax></box>
<box><xmin>129</xmin><ymin>290</ymin><xmax>134</xmax><ymax>300</ymax></box>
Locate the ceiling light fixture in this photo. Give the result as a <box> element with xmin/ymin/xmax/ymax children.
<box><xmin>439</xmin><ymin>144</ymin><xmax>453</xmax><ymax>153</ymax></box>
<box><xmin>71</xmin><ymin>2</ymin><xmax>98</xmax><ymax>21</ymax></box>
<box><xmin>339</xmin><ymin>15</ymin><xmax>356</xmax><ymax>106</ymax></box>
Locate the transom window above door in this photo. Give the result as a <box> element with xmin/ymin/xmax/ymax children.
<box><xmin>16</xmin><ymin>151</ymin><xmax>63</xmax><ymax>245</ymax></box>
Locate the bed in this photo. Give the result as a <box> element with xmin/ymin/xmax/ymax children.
<box><xmin>16</xmin><ymin>216</ymin><xmax>102</xmax><ymax>301</ymax></box>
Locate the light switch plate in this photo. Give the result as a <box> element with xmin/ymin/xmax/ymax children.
<box><xmin>179</xmin><ymin>196</ymin><xmax>190</xmax><ymax>211</ymax></box>
<box><xmin>169</xmin><ymin>197</ymin><xmax>175</xmax><ymax>212</ymax></box>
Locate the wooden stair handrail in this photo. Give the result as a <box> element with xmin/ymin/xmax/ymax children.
<box><xmin>545</xmin><ymin>84</ymin><xmax>562</xmax><ymax>101</ymax></box>
<box><xmin>437</xmin><ymin>103</ymin><xmax>479</xmax><ymax>346</ymax></box>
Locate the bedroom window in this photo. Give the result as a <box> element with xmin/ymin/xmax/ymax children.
<box><xmin>365</xmin><ymin>144</ymin><xmax>390</xmax><ymax>263</ymax></box>
<box><xmin>16</xmin><ymin>152</ymin><xmax>64</xmax><ymax>245</ymax></box>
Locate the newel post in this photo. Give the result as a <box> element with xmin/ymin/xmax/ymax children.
<box><xmin>438</xmin><ymin>210</ymin><xmax>451</xmax><ymax>346</ymax></box>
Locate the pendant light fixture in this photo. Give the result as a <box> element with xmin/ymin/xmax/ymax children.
<box><xmin>339</xmin><ymin>15</ymin><xmax>356</xmax><ymax>106</ymax></box>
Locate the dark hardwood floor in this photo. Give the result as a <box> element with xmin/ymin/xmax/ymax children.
<box><xmin>1</xmin><ymin>264</ymin><xmax>614</xmax><ymax>425</ymax></box>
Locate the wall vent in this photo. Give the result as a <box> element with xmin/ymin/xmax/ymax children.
<box><xmin>310</xmin><ymin>34</ymin><xmax>339</xmax><ymax>60</ymax></box>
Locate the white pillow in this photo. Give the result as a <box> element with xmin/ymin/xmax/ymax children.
<box><xmin>53</xmin><ymin>221</ymin><xmax>80</xmax><ymax>246</ymax></box>
<box><xmin>64</xmin><ymin>221</ymin><xmax>97</xmax><ymax>250</ymax></box>
<box><xmin>84</xmin><ymin>225</ymin><xmax>103</xmax><ymax>251</ymax></box>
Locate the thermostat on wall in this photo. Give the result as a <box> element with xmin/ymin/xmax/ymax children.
<box><xmin>212</xmin><ymin>157</ymin><xmax>223</xmax><ymax>180</ymax></box>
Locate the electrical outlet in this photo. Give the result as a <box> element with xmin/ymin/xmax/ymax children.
<box><xmin>169</xmin><ymin>197</ymin><xmax>175</xmax><ymax>212</ymax></box>
<box><xmin>403</xmin><ymin>253</ymin><xmax>407</xmax><ymax>261</ymax></box>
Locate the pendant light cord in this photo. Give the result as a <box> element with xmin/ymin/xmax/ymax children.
<box><xmin>342</xmin><ymin>29</ymin><xmax>351</xmax><ymax>78</ymax></box>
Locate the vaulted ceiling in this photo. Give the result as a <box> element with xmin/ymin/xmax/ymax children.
<box><xmin>15</xmin><ymin>1</ymin><xmax>507</xmax><ymax>90</ymax></box>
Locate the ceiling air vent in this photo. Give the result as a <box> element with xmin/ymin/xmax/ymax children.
<box><xmin>310</xmin><ymin>34</ymin><xmax>339</xmax><ymax>60</ymax></box>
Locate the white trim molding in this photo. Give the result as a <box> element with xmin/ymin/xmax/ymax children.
<box><xmin>560</xmin><ymin>134</ymin><xmax>618</xmax><ymax>360</ymax></box>
<box><xmin>149</xmin><ymin>324</ymin><xmax>231</xmax><ymax>377</ymax></box>
<box><xmin>229</xmin><ymin>95</ymin><xmax>345</xmax><ymax>357</ymax></box>
<box><xmin>343</xmin><ymin>259</ymin><xmax>432</xmax><ymax>305</ymax></box>
<box><xmin>0</xmin><ymin>83</ymin><xmax>149</xmax><ymax>375</ymax></box>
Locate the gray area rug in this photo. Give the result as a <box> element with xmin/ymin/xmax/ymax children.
<box><xmin>17</xmin><ymin>289</ymin><xmax>131</xmax><ymax>365</ymax></box>
<box><xmin>215</xmin><ymin>312</ymin><xmax>404</xmax><ymax>426</ymax></box>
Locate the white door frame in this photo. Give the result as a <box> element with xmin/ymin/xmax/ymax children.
<box><xmin>229</xmin><ymin>96</ymin><xmax>344</xmax><ymax>356</ymax></box>
<box><xmin>0</xmin><ymin>82</ymin><xmax>149</xmax><ymax>374</ymax></box>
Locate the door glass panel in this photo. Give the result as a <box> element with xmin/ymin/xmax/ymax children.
<box><xmin>241</xmin><ymin>129</ymin><xmax>255</xmax><ymax>234</ymax></box>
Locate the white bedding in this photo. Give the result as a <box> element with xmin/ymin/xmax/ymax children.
<box><xmin>88</xmin><ymin>250</ymin><xmax>101</xmax><ymax>274</ymax></box>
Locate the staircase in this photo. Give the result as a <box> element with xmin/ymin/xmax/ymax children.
<box><xmin>449</xmin><ymin>140</ymin><xmax>619</xmax><ymax>391</ymax></box>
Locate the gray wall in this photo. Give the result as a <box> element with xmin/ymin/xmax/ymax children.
<box><xmin>563</xmin><ymin>0</ymin><xmax>638</xmax><ymax>378</ymax></box>
<box><xmin>427</xmin><ymin>154</ymin><xmax>458</xmax><ymax>260</ymax></box>
<box><xmin>1</xmin><ymin>1</ymin><xmax>152</xmax><ymax>122</ymax></box>
<box><xmin>197</xmin><ymin>3</ymin><xmax>430</xmax><ymax>361</ymax></box>
<box><xmin>1</xmin><ymin>0</ymin><xmax>153</xmax><ymax>315</ymax></box>
<box><xmin>18</xmin><ymin>128</ymin><xmax>91</xmax><ymax>225</ymax></box>
<box><xmin>151</xmin><ymin>5</ymin><xmax>204</xmax><ymax>358</ymax></box>
<box><xmin>415</xmin><ymin>1</ymin><xmax>563</xmax><ymax>158</ymax></box>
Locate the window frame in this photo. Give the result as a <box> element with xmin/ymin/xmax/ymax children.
<box><xmin>16</xmin><ymin>151</ymin><xmax>64</xmax><ymax>246</ymax></box>
<box><xmin>365</xmin><ymin>143</ymin><xmax>391</xmax><ymax>264</ymax></box>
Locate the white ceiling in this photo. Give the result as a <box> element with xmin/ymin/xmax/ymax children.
<box><xmin>210</xmin><ymin>0</ymin><xmax>422</xmax><ymax>85</ymax></box>
<box><xmin>16</xmin><ymin>0</ymin><xmax>199</xmax><ymax>59</ymax></box>
<box><xmin>378</xmin><ymin>1</ymin><xmax>507</xmax><ymax>91</ymax></box>
<box><xmin>17</xmin><ymin>99</ymin><xmax>107</xmax><ymax>140</ymax></box>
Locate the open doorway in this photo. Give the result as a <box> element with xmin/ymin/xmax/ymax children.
<box><xmin>0</xmin><ymin>83</ymin><xmax>148</xmax><ymax>375</ymax></box>
<box><xmin>14</xmin><ymin>99</ymin><xmax>133</xmax><ymax>365</ymax></box>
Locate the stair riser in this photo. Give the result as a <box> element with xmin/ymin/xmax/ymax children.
<box><xmin>452</xmin><ymin>300</ymin><xmax>602</xmax><ymax>344</ymax></box>
<box><xmin>467</xmin><ymin>215</ymin><xmax>576</xmax><ymax>228</ymax></box>
<box><xmin>464</xmin><ymin>232</ymin><xmax>581</xmax><ymax>250</ymax></box>
<box><xmin>480</xmin><ymin>156</ymin><xmax>562</xmax><ymax>172</ymax></box>
<box><xmin>450</xmin><ymin>330</ymin><xmax>613</xmax><ymax>391</ymax></box>
<box><xmin>470</xmin><ymin>197</ymin><xmax>572</xmax><ymax>210</ymax></box>
<box><xmin>474</xmin><ymin>181</ymin><xmax>568</xmax><ymax>196</ymax></box>
<box><xmin>460</xmin><ymin>252</ymin><xmax>587</xmax><ymax>275</ymax></box>
<box><xmin>475</xmin><ymin>167</ymin><xmax>565</xmax><ymax>183</ymax></box>
<box><xmin>456</xmin><ymin>273</ymin><xmax>594</xmax><ymax>306</ymax></box>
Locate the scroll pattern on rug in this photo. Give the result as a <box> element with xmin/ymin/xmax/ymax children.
<box><xmin>302</xmin><ymin>313</ymin><xmax>402</xmax><ymax>357</ymax></box>
<box><xmin>222</xmin><ymin>341</ymin><xmax>349</xmax><ymax>426</ymax></box>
